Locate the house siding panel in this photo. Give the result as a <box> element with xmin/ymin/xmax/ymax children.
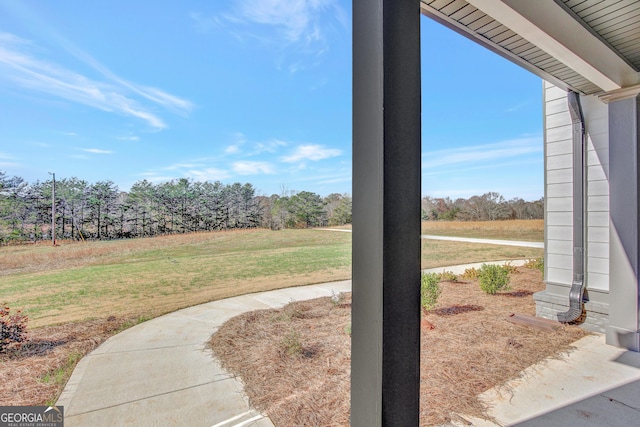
<box><xmin>547</xmin><ymin>153</ymin><xmax>573</xmax><ymax>170</ymax></box>
<box><xmin>546</xmin><ymin>211</ymin><xmax>572</xmax><ymax>226</ymax></box>
<box><xmin>588</xmin><ymin>242</ymin><xmax>609</xmax><ymax>259</ymax></box>
<box><xmin>588</xmin><ymin>226</ymin><xmax>609</xmax><ymax>243</ymax></box>
<box><xmin>588</xmin><ymin>211</ymin><xmax>609</xmax><ymax>225</ymax></box>
<box><xmin>547</xmin><ymin>140</ymin><xmax>572</xmax><ymax>156</ymax></box>
<box><xmin>548</xmin><ymin>225</ymin><xmax>573</xmax><ymax>240</ymax></box>
<box><xmin>587</xmin><ymin>195</ymin><xmax>609</xmax><ymax>211</ymax></box>
<box><xmin>546</xmin><ymin>197</ymin><xmax>572</xmax><ymax>211</ymax></box>
<box><xmin>581</xmin><ymin>95</ymin><xmax>610</xmax><ymax>296</ymax></box>
<box><xmin>545</xmin><ymin>82</ymin><xmax>573</xmax><ymax>289</ymax></box>
<box><xmin>547</xmin><ymin>267</ymin><xmax>572</xmax><ymax>284</ymax></box>
<box><xmin>547</xmin><ymin>168</ymin><xmax>572</xmax><ymax>183</ymax></box>
<box><xmin>547</xmin><ymin>239</ymin><xmax>572</xmax><ymax>254</ymax></box>
<box><xmin>587</xmin><ymin>180</ymin><xmax>609</xmax><ymax>196</ymax></box>
<box><xmin>546</xmin><ymin>126</ymin><xmax>572</xmax><ymax>142</ymax></box>
<box><xmin>547</xmin><ymin>182</ymin><xmax>572</xmax><ymax>197</ymax></box>
<box><xmin>542</xmin><ymin>83</ymin><xmax>611</xmax><ymax>333</ymax></box>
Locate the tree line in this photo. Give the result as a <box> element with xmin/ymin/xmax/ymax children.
<box><xmin>421</xmin><ymin>192</ymin><xmax>544</xmax><ymax>221</ymax></box>
<box><xmin>0</xmin><ymin>171</ymin><xmax>352</xmax><ymax>244</ymax></box>
<box><xmin>1</xmin><ymin>170</ymin><xmax>541</xmax><ymax>244</ymax></box>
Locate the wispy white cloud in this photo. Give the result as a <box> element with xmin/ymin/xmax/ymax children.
<box><xmin>190</xmin><ymin>12</ymin><xmax>223</xmax><ymax>33</ymax></box>
<box><xmin>225</xmin><ymin>145</ymin><xmax>241</xmax><ymax>154</ymax></box>
<box><xmin>138</xmin><ymin>174</ymin><xmax>176</xmax><ymax>183</ymax></box>
<box><xmin>0</xmin><ymin>161</ymin><xmax>20</xmax><ymax>168</ymax></box>
<box><xmin>421</xmin><ymin>137</ymin><xmax>542</xmax><ymax>170</ymax></box>
<box><xmin>237</xmin><ymin>0</ymin><xmax>334</xmax><ymax>44</ymax></box>
<box><xmin>233</xmin><ymin>161</ymin><xmax>275</xmax><ymax>175</ymax></box>
<box><xmin>251</xmin><ymin>138</ymin><xmax>288</xmax><ymax>155</ymax></box>
<box><xmin>199</xmin><ymin>0</ymin><xmax>348</xmax><ymax>71</ymax></box>
<box><xmin>225</xmin><ymin>132</ymin><xmax>247</xmax><ymax>154</ymax></box>
<box><xmin>0</xmin><ymin>32</ymin><xmax>193</xmax><ymax>129</ymax></box>
<box><xmin>116</xmin><ymin>136</ymin><xmax>140</xmax><ymax>141</ymax></box>
<box><xmin>318</xmin><ymin>175</ymin><xmax>350</xmax><ymax>185</ymax></box>
<box><xmin>185</xmin><ymin>167</ymin><xmax>231</xmax><ymax>182</ymax></box>
<box><xmin>164</xmin><ymin>162</ymin><xmax>203</xmax><ymax>171</ymax></box>
<box><xmin>82</xmin><ymin>148</ymin><xmax>113</xmax><ymax>154</ymax></box>
<box><xmin>281</xmin><ymin>144</ymin><xmax>341</xmax><ymax>162</ymax></box>
<box><xmin>506</xmin><ymin>101</ymin><xmax>531</xmax><ymax>113</ymax></box>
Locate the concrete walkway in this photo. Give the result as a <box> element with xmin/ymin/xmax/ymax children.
<box><xmin>318</xmin><ymin>228</ymin><xmax>545</xmax><ymax>249</ymax></box>
<box><xmin>57</xmin><ymin>280</ymin><xmax>351</xmax><ymax>427</ymax></box>
<box><xmin>57</xmin><ymin>261</ymin><xmax>640</xmax><ymax>426</ymax></box>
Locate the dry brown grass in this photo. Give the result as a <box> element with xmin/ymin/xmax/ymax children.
<box><xmin>0</xmin><ymin>231</ymin><xmax>255</xmax><ymax>276</ymax></box>
<box><xmin>210</xmin><ymin>267</ymin><xmax>588</xmax><ymax>426</ymax></box>
<box><xmin>422</xmin><ymin>219</ymin><xmax>544</xmax><ymax>242</ymax></box>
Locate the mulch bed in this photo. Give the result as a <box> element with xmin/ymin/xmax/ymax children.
<box><xmin>210</xmin><ymin>267</ymin><xmax>589</xmax><ymax>426</ymax></box>
<box><xmin>0</xmin><ymin>317</ymin><xmax>133</xmax><ymax>406</ymax></box>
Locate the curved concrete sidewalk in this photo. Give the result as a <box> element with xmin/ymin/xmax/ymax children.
<box><xmin>56</xmin><ymin>280</ymin><xmax>351</xmax><ymax>427</ymax></box>
<box><xmin>318</xmin><ymin>228</ymin><xmax>545</xmax><ymax>249</ymax></box>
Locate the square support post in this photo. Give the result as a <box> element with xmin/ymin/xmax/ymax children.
<box><xmin>352</xmin><ymin>0</ymin><xmax>422</xmax><ymax>425</ymax></box>
<box><xmin>607</xmin><ymin>95</ymin><xmax>640</xmax><ymax>351</ymax></box>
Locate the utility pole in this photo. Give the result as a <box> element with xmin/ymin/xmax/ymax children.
<box><xmin>49</xmin><ymin>172</ymin><xmax>56</xmax><ymax>246</ymax></box>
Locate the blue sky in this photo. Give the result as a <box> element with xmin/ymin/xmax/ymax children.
<box><xmin>0</xmin><ymin>1</ymin><xmax>543</xmax><ymax>200</ymax></box>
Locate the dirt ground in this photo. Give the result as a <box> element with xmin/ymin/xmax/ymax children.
<box><xmin>210</xmin><ymin>267</ymin><xmax>589</xmax><ymax>426</ymax></box>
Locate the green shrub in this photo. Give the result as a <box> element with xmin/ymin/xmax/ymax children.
<box><xmin>478</xmin><ymin>264</ymin><xmax>511</xmax><ymax>294</ymax></box>
<box><xmin>438</xmin><ymin>270</ymin><xmax>458</xmax><ymax>282</ymax></box>
<box><xmin>0</xmin><ymin>305</ymin><xmax>28</xmax><ymax>353</ymax></box>
<box><xmin>420</xmin><ymin>273</ymin><xmax>442</xmax><ymax>312</ymax></box>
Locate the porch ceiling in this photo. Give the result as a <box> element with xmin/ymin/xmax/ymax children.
<box><xmin>421</xmin><ymin>0</ymin><xmax>640</xmax><ymax>97</ymax></box>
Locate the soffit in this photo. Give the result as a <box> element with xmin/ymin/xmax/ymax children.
<box><xmin>560</xmin><ymin>0</ymin><xmax>640</xmax><ymax>71</ymax></box>
<box><xmin>421</xmin><ymin>0</ymin><xmax>640</xmax><ymax>96</ymax></box>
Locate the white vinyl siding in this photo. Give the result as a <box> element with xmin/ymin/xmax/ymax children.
<box><xmin>544</xmin><ymin>81</ymin><xmax>573</xmax><ymax>286</ymax></box>
<box><xmin>582</xmin><ymin>95</ymin><xmax>610</xmax><ymax>291</ymax></box>
<box><xmin>544</xmin><ymin>82</ymin><xmax>610</xmax><ymax>292</ymax></box>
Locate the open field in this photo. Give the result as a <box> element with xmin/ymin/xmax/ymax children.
<box><xmin>1</xmin><ymin>229</ymin><xmax>541</xmax><ymax>328</ymax></box>
<box><xmin>421</xmin><ymin>219</ymin><xmax>544</xmax><ymax>241</ymax></box>
<box><xmin>1</xmin><ymin>230</ymin><xmax>350</xmax><ymax>328</ymax></box>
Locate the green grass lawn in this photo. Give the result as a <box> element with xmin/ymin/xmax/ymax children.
<box><xmin>0</xmin><ymin>228</ymin><xmax>542</xmax><ymax>328</ymax></box>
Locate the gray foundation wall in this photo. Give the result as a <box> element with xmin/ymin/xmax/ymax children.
<box><xmin>534</xmin><ymin>285</ymin><xmax>609</xmax><ymax>333</ymax></box>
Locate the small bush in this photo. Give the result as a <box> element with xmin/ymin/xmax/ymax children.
<box><xmin>461</xmin><ymin>267</ymin><xmax>479</xmax><ymax>279</ymax></box>
<box><xmin>331</xmin><ymin>290</ymin><xmax>345</xmax><ymax>306</ymax></box>
<box><xmin>502</xmin><ymin>261</ymin><xmax>518</xmax><ymax>274</ymax></box>
<box><xmin>0</xmin><ymin>305</ymin><xmax>28</xmax><ymax>353</ymax></box>
<box><xmin>421</xmin><ymin>273</ymin><xmax>442</xmax><ymax>312</ymax></box>
<box><xmin>438</xmin><ymin>270</ymin><xmax>458</xmax><ymax>282</ymax></box>
<box><xmin>524</xmin><ymin>257</ymin><xmax>544</xmax><ymax>273</ymax></box>
<box><xmin>478</xmin><ymin>264</ymin><xmax>511</xmax><ymax>295</ymax></box>
<box><xmin>282</xmin><ymin>329</ymin><xmax>303</xmax><ymax>356</ymax></box>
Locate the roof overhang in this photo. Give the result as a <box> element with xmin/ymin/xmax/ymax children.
<box><xmin>421</xmin><ymin>0</ymin><xmax>640</xmax><ymax>99</ymax></box>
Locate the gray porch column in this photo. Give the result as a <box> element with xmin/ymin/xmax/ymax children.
<box><xmin>352</xmin><ymin>0</ymin><xmax>421</xmax><ymax>425</ymax></box>
<box><xmin>607</xmin><ymin>95</ymin><xmax>640</xmax><ymax>351</ymax></box>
